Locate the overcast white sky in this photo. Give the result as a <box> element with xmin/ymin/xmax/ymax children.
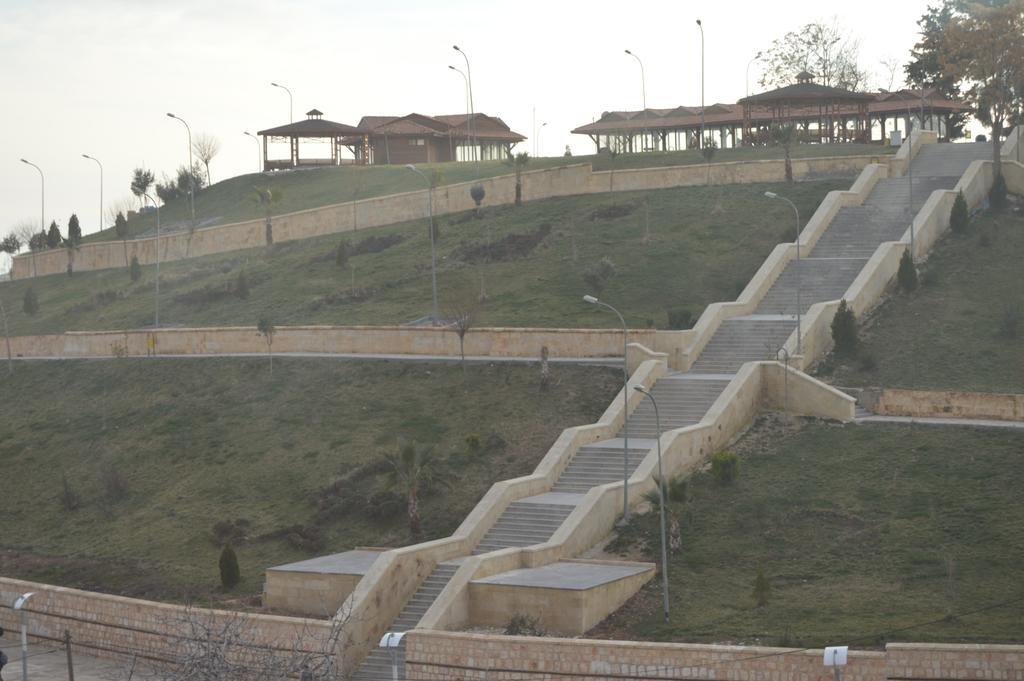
<box><xmin>0</xmin><ymin>0</ymin><xmax>938</xmax><ymax>268</ymax></box>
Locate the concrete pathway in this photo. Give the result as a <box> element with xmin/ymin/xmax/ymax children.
<box><xmin>1</xmin><ymin>642</ymin><xmax>122</xmax><ymax>681</ymax></box>
<box><xmin>856</xmin><ymin>414</ymin><xmax>1024</xmax><ymax>430</ymax></box>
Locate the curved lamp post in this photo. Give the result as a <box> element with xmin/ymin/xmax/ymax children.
<box><xmin>765</xmin><ymin>192</ymin><xmax>802</xmax><ymax>355</ymax></box>
<box><xmin>20</xmin><ymin>159</ymin><xmax>44</xmax><ymax>245</ymax></box>
<box><xmin>82</xmin><ymin>154</ymin><xmax>103</xmax><ymax>233</ymax></box>
<box><xmin>633</xmin><ymin>385</ymin><xmax>670</xmax><ymax>623</ymax></box>
<box><xmin>244</xmin><ymin>132</ymin><xmax>262</xmax><ymax>173</ymax></box>
<box><xmin>536</xmin><ymin>122</ymin><xmax>547</xmax><ymax>157</ymax></box>
<box><xmin>453</xmin><ymin>46</ymin><xmax>476</xmax><ymax>162</ymax></box>
<box><xmin>14</xmin><ymin>591</ymin><xmax>35</xmax><ymax>680</ymax></box>
<box><xmin>745</xmin><ymin>51</ymin><xmax>762</xmax><ymax>99</ymax></box>
<box><xmin>271</xmin><ymin>81</ymin><xmax>293</xmax><ymax>123</ymax></box>
<box><xmin>696</xmin><ymin>19</ymin><xmax>705</xmax><ymax>147</ymax></box>
<box><xmin>583</xmin><ymin>294</ymin><xmax>631</xmax><ymax>522</ymax></box>
<box><xmin>406</xmin><ymin>165</ymin><xmax>440</xmax><ymax>323</ymax></box>
<box><xmin>448</xmin><ymin>66</ymin><xmax>471</xmax><ymax>161</ymax></box>
<box><xmin>625</xmin><ymin>49</ymin><xmax>648</xmax><ymax>151</ymax></box>
<box><xmin>143</xmin><ymin>192</ymin><xmax>161</xmax><ymax>327</ymax></box>
<box><xmin>166</xmin><ymin>113</ymin><xmax>196</xmax><ymax>224</ymax></box>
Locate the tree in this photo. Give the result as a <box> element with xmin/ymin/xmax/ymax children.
<box><xmin>701</xmin><ymin>137</ymin><xmax>718</xmax><ymax>185</ymax></box>
<box><xmin>831</xmin><ymin>298</ymin><xmax>858</xmax><ymax>357</ymax></box>
<box><xmin>897</xmin><ymin>250</ymin><xmax>918</xmax><ymax>291</ymax></box>
<box><xmin>257</xmin><ymin>317</ymin><xmax>276</xmax><ymax>375</ymax></box>
<box><xmin>219</xmin><ymin>543</ymin><xmax>241</xmax><ymax>589</ymax></box>
<box><xmin>505</xmin><ymin>152</ymin><xmax>530</xmax><ymax>205</ymax></box>
<box><xmin>384</xmin><ymin>440</ymin><xmax>440</xmax><ymax>539</ymax></box>
<box><xmin>0</xmin><ymin>294</ymin><xmax>13</xmax><ymax>376</ymax></box>
<box><xmin>539</xmin><ymin>345</ymin><xmax>552</xmax><ymax>391</ymax></box>
<box><xmin>46</xmin><ymin>221</ymin><xmax>63</xmax><ymax>249</ymax></box>
<box><xmin>759</xmin><ymin>21</ymin><xmax>867</xmax><ymax>91</ymax></box>
<box><xmin>939</xmin><ymin>1</ymin><xmax>1024</xmax><ymax>175</ymax></box>
<box><xmin>130</xmin><ymin>167</ymin><xmax>155</xmax><ymax>209</ymax></box>
<box><xmin>29</xmin><ymin>230</ymin><xmax>47</xmax><ymax>252</ymax></box>
<box><xmin>254</xmin><ymin>187</ymin><xmax>281</xmax><ymax>246</ymax></box>
<box><xmin>470</xmin><ymin>183</ymin><xmax>486</xmax><ymax>217</ymax></box>
<box><xmin>192</xmin><ymin>132</ymin><xmax>221</xmax><ymax>187</ymax></box>
<box><xmin>950</xmin><ymin>190</ymin><xmax>970</xmax><ymax>233</ymax></box>
<box><xmin>114</xmin><ymin>211</ymin><xmax>130</xmax><ymax>267</ymax></box>
<box><xmin>335</xmin><ymin>239</ymin><xmax>349</xmax><ymax>268</ymax></box>
<box><xmin>752</xmin><ymin>567</ymin><xmax>771</xmax><ymax>607</ymax></box>
<box><xmin>23</xmin><ymin>286</ymin><xmax>39</xmax><ymax>315</ymax></box>
<box><xmin>130</xmin><ymin>255</ymin><xmax>142</xmax><ymax>282</ymax></box>
<box><xmin>905</xmin><ymin>1</ymin><xmax>971</xmax><ymax>138</ymax></box>
<box><xmin>66</xmin><ymin>214</ymin><xmax>82</xmax><ymax>246</ymax></box>
<box><xmin>155</xmin><ymin>173</ymin><xmax>184</xmax><ymax>204</ymax></box>
<box><xmin>445</xmin><ymin>290</ymin><xmax>479</xmax><ymax>377</ymax></box>
<box><xmin>0</xmin><ymin>233</ymin><xmax>21</xmax><ymax>257</ymax></box>
<box><xmin>770</xmin><ymin>123</ymin><xmax>799</xmax><ymax>183</ymax></box>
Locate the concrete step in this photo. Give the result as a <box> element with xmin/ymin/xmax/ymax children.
<box><xmin>689</xmin><ymin>319</ymin><xmax>797</xmax><ymax>374</ymax></box>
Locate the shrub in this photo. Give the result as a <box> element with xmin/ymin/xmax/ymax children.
<box><xmin>505</xmin><ymin>613</ymin><xmax>545</xmax><ymax>637</ymax></box>
<box><xmin>336</xmin><ymin>239</ymin><xmax>349</xmax><ymax>268</ymax></box>
<box><xmin>857</xmin><ymin>352</ymin><xmax>878</xmax><ymax>372</ymax></box>
<box><xmin>219</xmin><ymin>543</ymin><xmax>241</xmax><ymax>589</ymax></box>
<box><xmin>667</xmin><ymin>308</ymin><xmax>695</xmax><ymax>330</ymax></box>
<box><xmin>470</xmin><ymin>184</ymin><xmax>486</xmax><ymax>214</ymax></box>
<box><xmin>752</xmin><ymin>567</ymin><xmax>771</xmax><ymax>607</ymax></box>
<box><xmin>583</xmin><ymin>256</ymin><xmax>617</xmax><ymax>294</ymax></box>
<box><xmin>60</xmin><ymin>474</ymin><xmax>82</xmax><ymax>511</ymax></box>
<box><xmin>831</xmin><ymin>299</ymin><xmax>858</xmax><ymax>357</ymax></box>
<box><xmin>897</xmin><ymin>250</ymin><xmax>918</xmax><ymax>292</ymax></box>
<box><xmin>22</xmin><ymin>286</ymin><xmax>39</xmax><ymax>315</ymax></box>
<box><xmin>990</xmin><ymin>173</ymin><xmax>1008</xmax><ymax>213</ymax></box>
<box><xmin>998</xmin><ymin>305</ymin><xmax>1021</xmax><ymax>339</ymax></box>
<box><xmin>129</xmin><ymin>256</ymin><xmax>142</xmax><ymax>282</ymax></box>
<box><xmin>950</xmin><ymin>191</ymin><xmax>969</xmax><ymax>235</ymax></box>
<box><xmin>465</xmin><ymin>433</ymin><xmax>482</xmax><ymax>454</ymax></box>
<box><xmin>710</xmin><ymin>450</ymin><xmax>739</xmax><ymax>485</ymax></box>
<box><xmin>235</xmin><ymin>270</ymin><xmax>250</xmax><ymax>299</ymax></box>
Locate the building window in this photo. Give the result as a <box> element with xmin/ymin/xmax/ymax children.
<box><xmin>408</xmin><ymin>138</ymin><xmax>425</xmax><ymax>146</ymax></box>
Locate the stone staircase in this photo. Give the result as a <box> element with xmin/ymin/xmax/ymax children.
<box><xmin>472</xmin><ymin>501</ymin><xmax>576</xmax><ymax>553</ymax></box>
<box><xmin>755</xmin><ymin>258</ymin><xmax>869</xmax><ymax>315</ymax></box>
<box><xmin>351</xmin><ymin>562</ymin><xmax>459</xmax><ymax>681</ymax></box>
<box><xmin>550</xmin><ymin>444</ymin><xmax>649</xmax><ymax>494</ymax></box>
<box><xmin>689</xmin><ymin>317</ymin><xmax>797</xmax><ymax>374</ymax></box>
<box><xmin>622</xmin><ymin>375</ymin><xmax>733</xmax><ymax>437</ymax></box>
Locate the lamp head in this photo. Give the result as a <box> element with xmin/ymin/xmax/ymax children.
<box><xmin>696</xmin><ymin>18</ymin><xmax>702</xmax><ymax>26</ymax></box>
<box><xmin>448</xmin><ymin>65</ymin><xmax>456</xmax><ymax>70</ymax></box>
<box><xmin>453</xmin><ymin>45</ymin><xmax>461</xmax><ymax>52</ymax></box>
<box><xmin>82</xmin><ymin>154</ymin><xmax>89</xmax><ymax>159</ymax></box>
<box><xmin>166</xmin><ymin>112</ymin><xmax>175</xmax><ymax>118</ymax></box>
<box><xmin>764</xmin><ymin>191</ymin><xmax>778</xmax><ymax>199</ymax></box>
<box><xmin>20</xmin><ymin>158</ymin><xmax>28</xmax><ymax>163</ymax></box>
<box><xmin>633</xmin><ymin>385</ymin><xmax>649</xmax><ymax>394</ymax></box>
<box><xmin>756</xmin><ymin>51</ymin><xmax>762</xmax><ymax>58</ymax></box>
<box><xmin>405</xmin><ymin>164</ymin><xmax>416</xmax><ymax>171</ymax></box>
<box><xmin>625</xmin><ymin>49</ymin><xmax>632</xmax><ymax>55</ymax></box>
<box><xmin>271</xmin><ymin>82</ymin><xmax>279</xmax><ymax>86</ymax></box>
<box><xmin>583</xmin><ymin>294</ymin><xmax>598</xmax><ymax>304</ymax></box>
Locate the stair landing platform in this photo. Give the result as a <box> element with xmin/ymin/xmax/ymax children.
<box><xmin>263</xmin><ymin>549</ymin><xmax>386</xmax><ymax>615</ymax></box>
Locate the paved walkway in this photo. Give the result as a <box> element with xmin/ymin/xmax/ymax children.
<box><xmin>1</xmin><ymin>642</ymin><xmax>122</xmax><ymax>681</ymax></box>
<box><xmin>856</xmin><ymin>414</ymin><xmax>1024</xmax><ymax>430</ymax></box>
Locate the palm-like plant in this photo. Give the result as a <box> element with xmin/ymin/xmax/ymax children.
<box><xmin>770</xmin><ymin>123</ymin><xmax>799</xmax><ymax>183</ymax></box>
<box><xmin>505</xmin><ymin>152</ymin><xmax>530</xmax><ymax>205</ymax></box>
<box><xmin>384</xmin><ymin>440</ymin><xmax>440</xmax><ymax>539</ymax></box>
<box><xmin>254</xmin><ymin>187</ymin><xmax>282</xmax><ymax>246</ymax></box>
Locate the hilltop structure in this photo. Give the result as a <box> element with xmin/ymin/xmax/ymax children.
<box><xmin>344</xmin><ymin>113</ymin><xmax>526</xmax><ymax>165</ymax></box>
<box><xmin>257</xmin><ymin>109</ymin><xmax>363</xmax><ymax>171</ymax></box>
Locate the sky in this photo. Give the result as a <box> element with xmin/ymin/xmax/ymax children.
<box><xmin>0</xmin><ymin>0</ymin><xmax>938</xmax><ymax>271</ymax></box>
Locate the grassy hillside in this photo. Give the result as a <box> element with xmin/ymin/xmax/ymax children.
<box><xmin>822</xmin><ymin>206</ymin><xmax>1024</xmax><ymax>393</ymax></box>
<box><xmin>0</xmin><ymin>357</ymin><xmax>618</xmax><ymax>601</ymax></box>
<box><xmin>84</xmin><ymin>144</ymin><xmax>890</xmax><ymax>242</ymax></box>
<box><xmin>0</xmin><ymin>180</ymin><xmax>847</xmax><ymax>335</ymax></box>
<box><xmin>594</xmin><ymin>417</ymin><xmax>1024</xmax><ymax>646</ymax></box>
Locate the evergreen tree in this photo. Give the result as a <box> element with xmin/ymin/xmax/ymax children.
<box><xmin>752</xmin><ymin>567</ymin><xmax>771</xmax><ymax>607</ymax></box>
<box><xmin>129</xmin><ymin>255</ymin><xmax>142</xmax><ymax>282</ymax></box>
<box><xmin>22</xmin><ymin>286</ymin><xmax>39</xmax><ymax>315</ymax></box>
<box><xmin>67</xmin><ymin>214</ymin><xmax>82</xmax><ymax>246</ymax></box>
<box><xmin>336</xmin><ymin>239</ymin><xmax>349</xmax><ymax>268</ymax></box>
<box><xmin>950</xmin><ymin>190</ymin><xmax>969</xmax><ymax>234</ymax></box>
<box><xmin>831</xmin><ymin>299</ymin><xmax>858</xmax><ymax>357</ymax></box>
<box><xmin>46</xmin><ymin>221</ymin><xmax>63</xmax><ymax>249</ymax></box>
<box><xmin>897</xmin><ymin>251</ymin><xmax>918</xmax><ymax>292</ymax></box>
<box><xmin>219</xmin><ymin>543</ymin><xmax>241</xmax><ymax>589</ymax></box>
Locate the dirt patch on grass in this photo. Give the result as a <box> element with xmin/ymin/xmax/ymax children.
<box><xmin>452</xmin><ymin>223</ymin><xmax>552</xmax><ymax>263</ymax></box>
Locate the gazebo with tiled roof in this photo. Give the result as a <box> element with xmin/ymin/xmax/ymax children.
<box><xmin>737</xmin><ymin>71</ymin><xmax>876</xmax><ymax>145</ymax></box>
<box><xmin>257</xmin><ymin>109</ymin><xmax>363</xmax><ymax>170</ymax></box>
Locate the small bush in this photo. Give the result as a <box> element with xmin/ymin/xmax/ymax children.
<box><xmin>465</xmin><ymin>433</ymin><xmax>482</xmax><ymax>454</ymax></box>
<box><xmin>998</xmin><ymin>305</ymin><xmax>1021</xmax><ymax>339</ymax></box>
<box><xmin>235</xmin><ymin>270</ymin><xmax>250</xmax><ymax>299</ymax></box>
<box><xmin>989</xmin><ymin>173</ymin><xmax>1008</xmax><ymax>213</ymax></box>
<box><xmin>710</xmin><ymin>450</ymin><xmax>739</xmax><ymax>485</ymax></box>
<box><xmin>470</xmin><ymin>184</ymin><xmax>486</xmax><ymax>215</ymax></box>
<box><xmin>350</xmin><ymin>233</ymin><xmax>405</xmax><ymax>256</ymax></box>
<box><xmin>667</xmin><ymin>308</ymin><xmax>695</xmax><ymax>330</ymax></box>
<box><xmin>752</xmin><ymin>567</ymin><xmax>771</xmax><ymax>607</ymax></box>
<box><xmin>590</xmin><ymin>203</ymin><xmax>636</xmax><ymax>220</ymax></box>
<box><xmin>211</xmin><ymin>518</ymin><xmax>251</xmax><ymax>545</ymax></box>
<box><xmin>831</xmin><ymin>299</ymin><xmax>858</xmax><ymax>357</ymax></box>
<box><xmin>897</xmin><ymin>251</ymin><xmax>918</xmax><ymax>292</ymax></box>
<box><xmin>336</xmin><ymin>239</ymin><xmax>349</xmax><ymax>268</ymax></box>
<box><xmin>22</xmin><ymin>286</ymin><xmax>39</xmax><ymax>315</ymax></box>
<box><xmin>950</xmin><ymin>191</ymin><xmax>969</xmax><ymax>235</ymax></box>
<box><xmin>130</xmin><ymin>255</ymin><xmax>142</xmax><ymax>282</ymax></box>
<box><xmin>505</xmin><ymin>613</ymin><xmax>545</xmax><ymax>637</ymax></box>
<box><xmin>583</xmin><ymin>256</ymin><xmax>617</xmax><ymax>294</ymax></box>
<box><xmin>219</xmin><ymin>543</ymin><xmax>241</xmax><ymax>589</ymax></box>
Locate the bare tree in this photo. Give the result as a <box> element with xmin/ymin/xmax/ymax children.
<box><xmin>130</xmin><ymin>168</ymin><xmax>155</xmax><ymax>210</ymax></box>
<box><xmin>880</xmin><ymin>56</ymin><xmax>903</xmax><ymax>92</ymax></box>
<box><xmin>0</xmin><ymin>294</ymin><xmax>13</xmax><ymax>376</ymax></box>
<box><xmin>445</xmin><ymin>288</ymin><xmax>480</xmax><ymax>376</ymax></box>
<box><xmin>257</xmin><ymin>317</ymin><xmax>276</xmax><ymax>376</ymax></box>
<box><xmin>759</xmin><ymin>20</ymin><xmax>867</xmax><ymax>91</ymax></box>
<box><xmin>192</xmin><ymin>133</ymin><xmax>221</xmax><ymax>187</ymax></box>
<box><xmin>13</xmin><ymin>221</ymin><xmax>39</xmax><ymax>277</ymax></box>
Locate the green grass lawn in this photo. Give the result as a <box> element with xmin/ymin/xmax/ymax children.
<box><xmin>0</xmin><ymin>357</ymin><xmax>618</xmax><ymax>601</ymax></box>
<box><xmin>822</xmin><ymin>206</ymin><xmax>1024</xmax><ymax>393</ymax></box>
<box><xmin>84</xmin><ymin>144</ymin><xmax>890</xmax><ymax>242</ymax></box>
<box><xmin>0</xmin><ymin>180</ymin><xmax>847</xmax><ymax>335</ymax></box>
<box><xmin>593</xmin><ymin>418</ymin><xmax>1024</xmax><ymax>646</ymax></box>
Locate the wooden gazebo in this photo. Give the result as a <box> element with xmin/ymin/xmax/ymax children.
<box><xmin>738</xmin><ymin>72</ymin><xmax>876</xmax><ymax>145</ymax></box>
<box><xmin>257</xmin><ymin>109</ymin><xmax>363</xmax><ymax>170</ymax></box>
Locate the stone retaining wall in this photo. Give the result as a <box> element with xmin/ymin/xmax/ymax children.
<box><xmin>863</xmin><ymin>388</ymin><xmax>1024</xmax><ymax>422</ymax></box>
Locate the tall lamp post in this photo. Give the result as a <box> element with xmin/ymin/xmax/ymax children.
<box><xmin>696</xmin><ymin>19</ymin><xmax>705</xmax><ymax>148</ymax></box>
<box><xmin>633</xmin><ymin>386</ymin><xmax>670</xmax><ymax>622</ymax></box>
<box><xmin>166</xmin><ymin>112</ymin><xmax>196</xmax><ymax>224</ymax></box>
<box><xmin>745</xmin><ymin>51</ymin><xmax>762</xmax><ymax>98</ymax></box>
<box><xmin>406</xmin><ymin>165</ymin><xmax>440</xmax><ymax>323</ymax></box>
<box><xmin>448</xmin><ymin>65</ymin><xmax>471</xmax><ymax>161</ymax></box>
<box><xmin>20</xmin><ymin>159</ymin><xmax>44</xmax><ymax>242</ymax></box>
<box><xmin>536</xmin><ymin>122</ymin><xmax>547</xmax><ymax>157</ymax></box>
<box><xmin>270</xmin><ymin>82</ymin><xmax>294</xmax><ymax>123</ymax></box>
<box><xmin>82</xmin><ymin>154</ymin><xmax>103</xmax><ymax>233</ymax></box>
<box><xmin>453</xmin><ymin>46</ymin><xmax>476</xmax><ymax>163</ymax></box>
<box><xmin>583</xmin><ymin>294</ymin><xmax>632</xmax><ymax>522</ymax></box>
<box><xmin>143</xmin><ymin>192</ymin><xmax>161</xmax><ymax>327</ymax></box>
<box><xmin>243</xmin><ymin>132</ymin><xmax>262</xmax><ymax>173</ymax></box>
<box><xmin>625</xmin><ymin>49</ymin><xmax>648</xmax><ymax>151</ymax></box>
<box><xmin>765</xmin><ymin>192</ymin><xmax>802</xmax><ymax>355</ymax></box>
<box><xmin>14</xmin><ymin>591</ymin><xmax>35</xmax><ymax>681</ymax></box>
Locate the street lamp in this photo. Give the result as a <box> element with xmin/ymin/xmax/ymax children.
<box><xmin>243</xmin><ymin>132</ymin><xmax>262</xmax><ymax>173</ymax></box>
<box><xmin>82</xmin><ymin>154</ymin><xmax>103</xmax><ymax>233</ymax></box>
<box><xmin>143</xmin><ymin>192</ymin><xmax>161</xmax><ymax>327</ymax></box>
<box><xmin>270</xmin><ymin>82</ymin><xmax>294</xmax><ymax>123</ymax></box>
<box><xmin>625</xmin><ymin>49</ymin><xmax>648</xmax><ymax>151</ymax></box>
<box><xmin>633</xmin><ymin>385</ymin><xmax>670</xmax><ymax>623</ymax></box>
<box><xmin>166</xmin><ymin>112</ymin><xmax>196</xmax><ymax>224</ymax></box>
<box><xmin>765</xmin><ymin>192</ymin><xmax>802</xmax><ymax>356</ymax></box>
<box><xmin>406</xmin><ymin>165</ymin><xmax>440</xmax><ymax>323</ymax></box>
<box><xmin>696</xmin><ymin>19</ymin><xmax>705</xmax><ymax>148</ymax></box>
<box><xmin>583</xmin><ymin>294</ymin><xmax>632</xmax><ymax>522</ymax></box>
<box><xmin>453</xmin><ymin>46</ymin><xmax>477</xmax><ymax>163</ymax></box>
<box><xmin>14</xmin><ymin>591</ymin><xmax>35</xmax><ymax>681</ymax></box>
<box><xmin>448</xmin><ymin>65</ymin><xmax>471</xmax><ymax>161</ymax></box>
<box><xmin>745</xmin><ymin>51</ymin><xmax>762</xmax><ymax>99</ymax></box>
<box><xmin>537</xmin><ymin>122</ymin><xmax>547</xmax><ymax>157</ymax></box>
<box><xmin>20</xmin><ymin>159</ymin><xmax>44</xmax><ymax>246</ymax></box>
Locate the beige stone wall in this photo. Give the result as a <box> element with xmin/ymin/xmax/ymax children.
<box><xmin>11</xmin><ymin>155</ymin><xmax>880</xmax><ymax>280</ymax></box>
<box><xmin>863</xmin><ymin>388</ymin><xmax>1024</xmax><ymax>422</ymax></box>
<box><xmin>263</xmin><ymin>571</ymin><xmax>364</xmax><ymax>617</ymax></box>
<box><xmin>886</xmin><ymin>643</ymin><xmax>1024</xmax><ymax>681</ymax></box>
<box><xmin>0</xmin><ymin>576</ymin><xmax>334</xmax><ymax>666</ymax></box>
<box><xmin>405</xmin><ymin>630</ymin><xmax>889</xmax><ymax>681</ymax></box>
